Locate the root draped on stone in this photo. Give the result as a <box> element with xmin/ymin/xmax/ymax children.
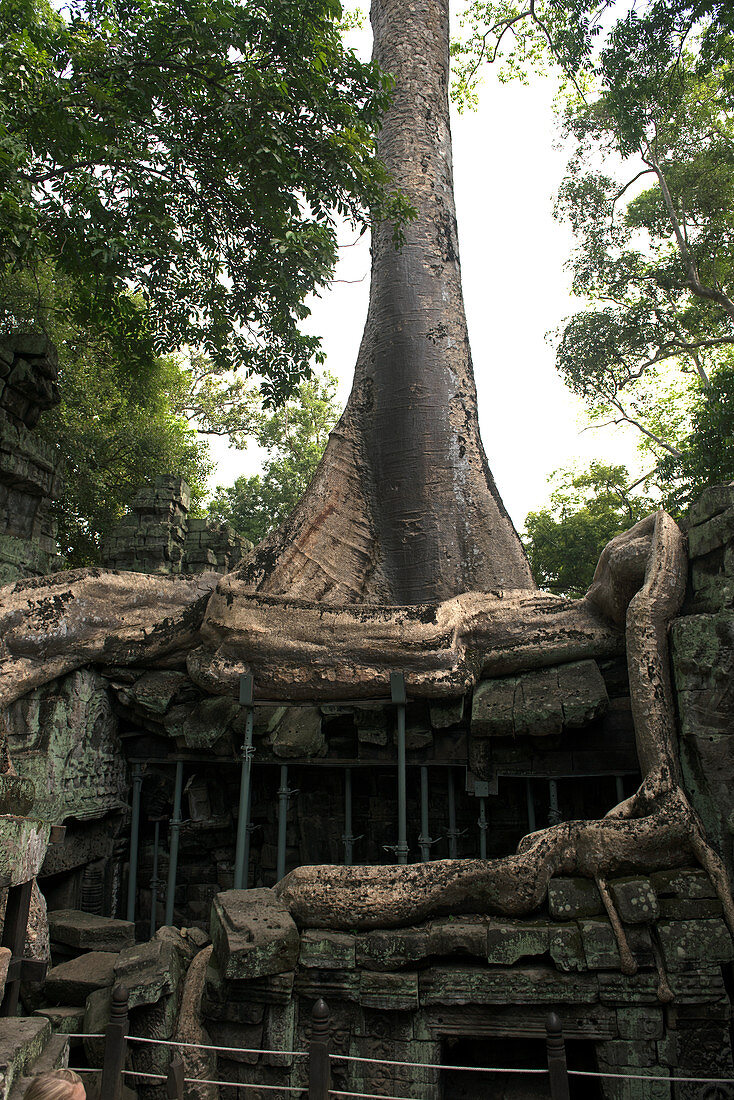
<box><xmin>1</xmin><ymin>511</ymin><xmax>733</xmax><ymax>970</ymax></box>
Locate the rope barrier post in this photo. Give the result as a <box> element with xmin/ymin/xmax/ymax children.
<box><xmin>234</xmin><ymin>672</ymin><xmax>255</xmax><ymax>890</ymax></box>
<box><xmin>100</xmin><ymin>983</ymin><xmax>129</xmax><ymax>1100</ymax></box>
<box><xmin>308</xmin><ymin>998</ymin><xmax>331</xmax><ymax>1100</ymax></box>
<box><xmin>126</xmin><ymin>764</ymin><xmax>143</xmax><ymax>923</ymax></box>
<box><xmin>391</xmin><ymin>671</ymin><xmax>408</xmax><ymax>865</ymax></box>
<box><xmin>165</xmin><ymin>1051</ymin><xmax>184</xmax><ymax>1100</ymax></box>
<box><xmin>545</xmin><ymin>1013</ymin><xmax>570</xmax><ymax>1100</ymax></box>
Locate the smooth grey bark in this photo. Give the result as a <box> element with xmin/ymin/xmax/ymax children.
<box><xmin>235</xmin><ymin>0</ymin><xmax>534</xmax><ymax>604</ymax></box>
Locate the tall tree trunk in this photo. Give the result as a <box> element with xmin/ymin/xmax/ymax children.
<box><xmin>237</xmin><ymin>0</ymin><xmax>533</xmax><ymax>604</ymax></box>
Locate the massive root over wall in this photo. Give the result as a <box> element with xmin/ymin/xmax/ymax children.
<box><xmin>1</xmin><ymin>509</ymin><xmax>733</xmax><ymax>959</ymax></box>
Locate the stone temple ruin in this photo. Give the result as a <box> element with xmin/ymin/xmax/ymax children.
<box><xmin>1</xmin><ymin>0</ymin><xmax>734</xmax><ymax>1097</ymax></box>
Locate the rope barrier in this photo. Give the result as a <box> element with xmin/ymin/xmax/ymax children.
<box><xmin>126</xmin><ymin>1034</ymin><xmax>308</xmax><ymax>1058</ymax></box>
<box><xmin>569</xmin><ymin>1069</ymin><xmax>734</xmax><ymax>1084</ymax></box>
<box><xmin>330</xmin><ymin>1053</ymin><xmax>548</xmax><ymax>1075</ymax></box>
<box><xmin>123</xmin><ymin>1069</ymin><xmax>305</xmax><ymax>1092</ymax></box>
<box><xmin>328</xmin><ymin>1090</ymin><xmax>414</xmax><ymax>1100</ymax></box>
<box><xmin>67</xmin><ymin>1034</ymin><xmax>104</xmax><ymax>1040</ymax></box>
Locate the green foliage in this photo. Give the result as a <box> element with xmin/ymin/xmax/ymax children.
<box><xmin>455</xmin><ymin>0</ymin><xmax>734</xmax><ymax>500</ymax></box>
<box><xmin>0</xmin><ymin>264</ymin><xmax>211</xmax><ymax>566</ymax></box>
<box><xmin>523</xmin><ymin>463</ymin><xmax>652</xmax><ymax>596</ymax></box>
<box><xmin>659</xmin><ymin>355</ymin><xmax>734</xmax><ymax>514</ymax></box>
<box><xmin>207</xmin><ymin>373</ymin><xmax>340</xmax><ymax>544</ymax></box>
<box><xmin>0</xmin><ymin>0</ymin><xmax>413</xmax><ymax>399</ymax></box>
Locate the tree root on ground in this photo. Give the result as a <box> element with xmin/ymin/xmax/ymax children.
<box><xmin>1</xmin><ymin>511</ymin><xmax>733</xmax><ymax>995</ymax></box>
<box><xmin>273</xmin><ymin>512</ymin><xmax>734</xmax><ymax>991</ymax></box>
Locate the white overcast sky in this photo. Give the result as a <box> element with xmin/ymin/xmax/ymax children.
<box><xmin>209</xmin><ymin>4</ymin><xmax>642</xmax><ymax>532</ymax></box>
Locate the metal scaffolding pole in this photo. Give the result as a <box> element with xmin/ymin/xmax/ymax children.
<box><xmin>126</xmin><ymin>764</ymin><xmax>143</xmax><ymax>924</ymax></box>
<box><xmin>478</xmin><ymin>797</ymin><xmax>488</xmax><ymax>859</ymax></box>
<box><xmin>233</xmin><ymin>674</ymin><xmax>255</xmax><ymax>890</ymax></box>
<box><xmin>447</xmin><ymin>768</ymin><xmax>459</xmax><ymax>858</ymax></box>
<box><xmin>526</xmin><ymin>779</ymin><xmax>536</xmax><ymax>833</ymax></box>
<box><xmin>391</xmin><ymin>672</ymin><xmax>408</xmax><ymax>865</ymax></box>
<box><xmin>548</xmin><ymin>778</ymin><xmax>562</xmax><ymax>826</ymax></box>
<box><xmin>149</xmin><ymin>819</ymin><xmax>161</xmax><ymax>940</ymax></box>
<box><xmin>419</xmin><ymin>766</ymin><xmax>432</xmax><ymax>862</ymax></box>
<box><xmin>343</xmin><ymin>767</ymin><xmax>354</xmax><ymax>866</ymax></box>
<box><xmin>165</xmin><ymin>760</ymin><xmax>184</xmax><ymax>927</ymax></box>
<box><xmin>276</xmin><ymin>765</ymin><xmax>290</xmax><ymax>882</ymax></box>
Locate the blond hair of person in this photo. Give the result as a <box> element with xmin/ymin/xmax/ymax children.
<box><xmin>23</xmin><ymin>1069</ymin><xmax>85</xmax><ymax>1100</ymax></box>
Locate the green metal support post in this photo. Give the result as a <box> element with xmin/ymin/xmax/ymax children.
<box><xmin>276</xmin><ymin>764</ymin><xmax>290</xmax><ymax>882</ymax></box>
<box><xmin>447</xmin><ymin>767</ymin><xmax>459</xmax><ymax>858</ymax></box>
<box><xmin>343</xmin><ymin>767</ymin><xmax>353</xmax><ymax>866</ymax></box>
<box><xmin>149</xmin><ymin>819</ymin><xmax>161</xmax><ymax>939</ymax></box>
<box><xmin>165</xmin><ymin>760</ymin><xmax>184</xmax><ymax>926</ymax></box>
<box><xmin>126</xmin><ymin>764</ymin><xmax>143</xmax><ymax>924</ymax></box>
<box><xmin>233</xmin><ymin>673</ymin><xmax>255</xmax><ymax>890</ymax></box>
<box><xmin>478</xmin><ymin>796</ymin><xmax>488</xmax><ymax>859</ymax></box>
<box><xmin>391</xmin><ymin>671</ymin><xmax>408</xmax><ymax>865</ymax></box>
<box><xmin>419</xmin><ymin>766</ymin><xmax>432</xmax><ymax>862</ymax></box>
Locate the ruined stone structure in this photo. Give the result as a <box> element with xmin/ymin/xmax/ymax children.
<box><xmin>102</xmin><ymin>476</ymin><xmax>252</xmax><ymax>576</ymax></box>
<box><xmin>0</xmin><ymin>335</ymin><xmax>63</xmax><ymax>585</ymax></box>
<box><xmin>1</xmin><ymin>0</ymin><xmax>734</xmax><ymax>1093</ymax></box>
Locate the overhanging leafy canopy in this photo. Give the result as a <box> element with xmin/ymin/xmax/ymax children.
<box><xmin>0</xmin><ymin>0</ymin><xmax>411</xmax><ymax>399</ymax></box>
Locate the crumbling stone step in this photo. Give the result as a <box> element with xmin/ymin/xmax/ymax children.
<box><xmin>0</xmin><ymin>1018</ymin><xmax>51</xmax><ymax>1100</ymax></box>
<box><xmin>8</xmin><ymin>1034</ymin><xmax>70</xmax><ymax>1100</ymax></box>
<box><xmin>32</xmin><ymin>1008</ymin><xmax>84</xmax><ymax>1037</ymax></box>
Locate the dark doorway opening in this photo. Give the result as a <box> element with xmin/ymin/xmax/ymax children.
<box><xmin>440</xmin><ymin>1036</ymin><xmax>602</xmax><ymax>1100</ymax></box>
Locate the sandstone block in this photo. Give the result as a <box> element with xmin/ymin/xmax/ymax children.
<box><xmin>269</xmin><ymin>708</ymin><xmax>325</xmax><ymax>758</ymax></box>
<box><xmin>419</xmin><ymin>965</ymin><xmax>600</xmax><ymax>1006</ymax></box>
<box><xmin>429</xmin><ymin>697</ymin><xmax>464</xmax><ymax>728</ymax></box>
<box><xmin>0</xmin><ymin>1017</ymin><xmax>50</xmax><ymax>1099</ymax></box>
<box><xmin>44</xmin><ymin>952</ymin><xmax>117</xmax><ymax>1005</ymax></box>
<box><xmin>32</xmin><ymin>1007</ymin><xmax>85</xmax><ymax>1035</ymax></box>
<box><xmin>608</xmin><ymin>877</ymin><xmax>659</xmax><ymax>924</ymax></box>
<box><xmin>355</xmin><ymin>928</ymin><xmax>429</xmax><ymax>972</ymax></box>
<box><xmin>688</xmin><ymin>505</ymin><xmax>734</xmax><ymax>559</ymax></box>
<box><xmin>427</xmin><ymin>918</ymin><xmax>488</xmax><ymax>960</ymax></box>
<box><xmin>548</xmin><ymin>923</ymin><xmax>586</xmax><ymax>972</ymax></box>
<box><xmin>210</xmin><ymin>889</ymin><xmax>299</xmax><ymax>981</ymax></box>
<box><xmin>114</xmin><ymin>927</ymin><xmax>193</xmax><ymax>1009</ymax></box>
<box><xmin>649</xmin><ymin>868</ymin><xmax>716</xmax><ymax>899</ymax></box>
<box><xmin>48</xmin><ymin>911</ymin><xmax>135</xmax><ymax>954</ymax></box>
<box><xmin>579</xmin><ymin>919</ymin><xmax>653</xmax><ymax>970</ymax></box>
<box><xmin>657</xmin><ymin>918</ymin><xmax>734</xmax><ymax>970</ymax></box>
<box><xmin>299</xmin><ymin>931</ymin><xmax>355</xmax><ymax>970</ymax></box>
<box><xmin>485</xmin><ymin>920</ymin><xmax>549</xmax><ymax>966</ymax></box>
<box><xmin>547</xmin><ymin>877</ymin><xmax>603</xmax><ymax>920</ymax></box>
<box><xmin>359</xmin><ymin>971</ymin><xmax>419</xmax><ymax>1011</ymax></box>
<box><xmin>471</xmin><ymin>661</ymin><xmax>607</xmax><ymax>739</ymax></box>
<box><xmin>615</xmin><ymin>1006</ymin><xmax>663</xmax><ymax>1041</ymax></box>
<box><xmin>687</xmin><ymin>483</ymin><xmax>734</xmax><ymax>528</ymax></box>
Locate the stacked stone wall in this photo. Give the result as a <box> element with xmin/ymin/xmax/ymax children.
<box><xmin>0</xmin><ymin>335</ymin><xmax>64</xmax><ymax>583</ymax></box>
<box><xmin>102</xmin><ymin>474</ymin><xmax>252</xmax><ymax>574</ymax></box>
<box><xmin>672</xmin><ymin>482</ymin><xmax>734</xmax><ymax>873</ymax></box>
<box><xmin>202</xmin><ymin>879</ymin><xmax>734</xmax><ymax>1100</ymax></box>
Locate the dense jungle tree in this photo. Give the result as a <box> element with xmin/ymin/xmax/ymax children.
<box><xmin>0</xmin><ymin>0</ymin><xmax>410</xmax><ymax>397</ymax></box>
<box><xmin>523</xmin><ymin>463</ymin><xmax>652</xmax><ymax>596</ymax></box>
